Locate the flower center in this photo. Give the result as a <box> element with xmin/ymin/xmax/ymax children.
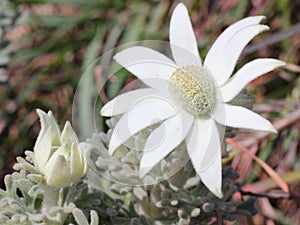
<box><xmin>168</xmin><ymin>65</ymin><xmax>216</xmax><ymax>116</ymax></box>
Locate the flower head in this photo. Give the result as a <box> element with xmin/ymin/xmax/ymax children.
<box><xmin>101</xmin><ymin>3</ymin><xmax>285</xmax><ymax>198</ymax></box>
<box><xmin>33</xmin><ymin>109</ymin><xmax>90</xmax><ymax>188</ymax></box>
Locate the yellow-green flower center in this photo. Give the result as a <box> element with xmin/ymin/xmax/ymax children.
<box><xmin>168</xmin><ymin>65</ymin><xmax>216</xmax><ymax>116</ymax></box>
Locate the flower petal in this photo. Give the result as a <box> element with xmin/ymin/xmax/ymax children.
<box><xmin>33</xmin><ymin>127</ymin><xmax>53</xmax><ymax>174</ymax></box>
<box><xmin>169</xmin><ymin>3</ymin><xmax>201</xmax><ymax>66</ymax></box>
<box><xmin>204</xmin><ymin>17</ymin><xmax>268</xmax><ymax>86</ymax></box>
<box><xmin>70</xmin><ymin>142</ymin><xmax>85</xmax><ymax>179</ymax></box>
<box><xmin>61</xmin><ymin>121</ymin><xmax>79</xmax><ymax>144</ymax></box>
<box><xmin>212</xmin><ymin>103</ymin><xmax>277</xmax><ymax>133</ymax></box>
<box><xmin>101</xmin><ymin>88</ymin><xmax>159</xmax><ymax>117</ymax></box>
<box><xmin>220</xmin><ymin>59</ymin><xmax>286</xmax><ymax>102</ymax></box>
<box><xmin>139</xmin><ymin>110</ymin><xmax>194</xmax><ymax>177</ymax></box>
<box><xmin>205</xmin><ymin>16</ymin><xmax>265</xmax><ymax>67</ymax></box>
<box><xmin>109</xmin><ymin>96</ymin><xmax>178</xmax><ymax>155</ymax></box>
<box><xmin>36</xmin><ymin>109</ymin><xmax>61</xmax><ymax>146</ymax></box>
<box><xmin>186</xmin><ymin>117</ymin><xmax>223</xmax><ymax>198</ymax></box>
<box><xmin>45</xmin><ymin>154</ymin><xmax>71</xmax><ymax>188</ymax></box>
<box><xmin>34</xmin><ymin>110</ymin><xmax>61</xmax><ymax>173</ymax></box>
<box><xmin>199</xmin><ymin>149</ymin><xmax>223</xmax><ymax>198</ymax></box>
<box><xmin>79</xmin><ymin>142</ymin><xmax>92</xmax><ymax>173</ymax></box>
<box><xmin>186</xmin><ymin>117</ymin><xmax>213</xmax><ymax>174</ymax></box>
<box><xmin>113</xmin><ymin>46</ymin><xmax>176</xmax><ymax>87</ymax></box>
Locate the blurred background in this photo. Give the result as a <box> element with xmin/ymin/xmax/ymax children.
<box><xmin>0</xmin><ymin>0</ymin><xmax>299</xmax><ymax>224</ymax></box>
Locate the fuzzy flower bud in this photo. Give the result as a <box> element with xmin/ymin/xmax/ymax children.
<box><xmin>33</xmin><ymin>109</ymin><xmax>90</xmax><ymax>188</ymax></box>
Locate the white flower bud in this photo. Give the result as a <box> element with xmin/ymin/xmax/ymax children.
<box><xmin>33</xmin><ymin>109</ymin><xmax>90</xmax><ymax>188</ymax></box>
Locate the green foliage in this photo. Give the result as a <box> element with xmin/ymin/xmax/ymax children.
<box><xmin>0</xmin><ymin>167</ymin><xmax>71</xmax><ymax>225</ymax></box>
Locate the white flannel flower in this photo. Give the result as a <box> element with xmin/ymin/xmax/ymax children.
<box><xmin>33</xmin><ymin>109</ymin><xmax>90</xmax><ymax>188</ymax></box>
<box><xmin>101</xmin><ymin>3</ymin><xmax>285</xmax><ymax>198</ymax></box>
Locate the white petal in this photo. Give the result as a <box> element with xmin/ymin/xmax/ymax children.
<box><xmin>45</xmin><ymin>154</ymin><xmax>71</xmax><ymax>188</ymax></box>
<box><xmin>205</xmin><ymin>16</ymin><xmax>265</xmax><ymax>68</ymax></box>
<box><xmin>212</xmin><ymin>103</ymin><xmax>277</xmax><ymax>133</ymax></box>
<box><xmin>220</xmin><ymin>59</ymin><xmax>286</xmax><ymax>102</ymax></box>
<box><xmin>186</xmin><ymin>117</ymin><xmax>223</xmax><ymax>198</ymax></box>
<box><xmin>186</xmin><ymin>117</ymin><xmax>213</xmax><ymax>173</ymax></box>
<box><xmin>33</xmin><ymin>127</ymin><xmax>53</xmax><ymax>174</ymax></box>
<box><xmin>169</xmin><ymin>3</ymin><xmax>201</xmax><ymax>66</ymax></box>
<box><xmin>70</xmin><ymin>142</ymin><xmax>85</xmax><ymax>179</ymax></box>
<box><xmin>139</xmin><ymin>110</ymin><xmax>194</xmax><ymax>177</ymax></box>
<box><xmin>101</xmin><ymin>88</ymin><xmax>157</xmax><ymax>116</ymax></box>
<box><xmin>109</xmin><ymin>97</ymin><xmax>178</xmax><ymax>155</ymax></box>
<box><xmin>61</xmin><ymin>121</ymin><xmax>79</xmax><ymax>144</ymax></box>
<box><xmin>36</xmin><ymin>109</ymin><xmax>61</xmax><ymax>146</ymax></box>
<box><xmin>113</xmin><ymin>46</ymin><xmax>176</xmax><ymax>87</ymax></box>
<box><xmin>78</xmin><ymin>142</ymin><xmax>92</xmax><ymax>173</ymax></box>
<box><xmin>205</xmin><ymin>17</ymin><xmax>268</xmax><ymax>86</ymax></box>
<box><xmin>204</xmin><ymin>16</ymin><xmax>265</xmax><ymax>78</ymax></box>
<box><xmin>199</xmin><ymin>149</ymin><xmax>223</xmax><ymax>198</ymax></box>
